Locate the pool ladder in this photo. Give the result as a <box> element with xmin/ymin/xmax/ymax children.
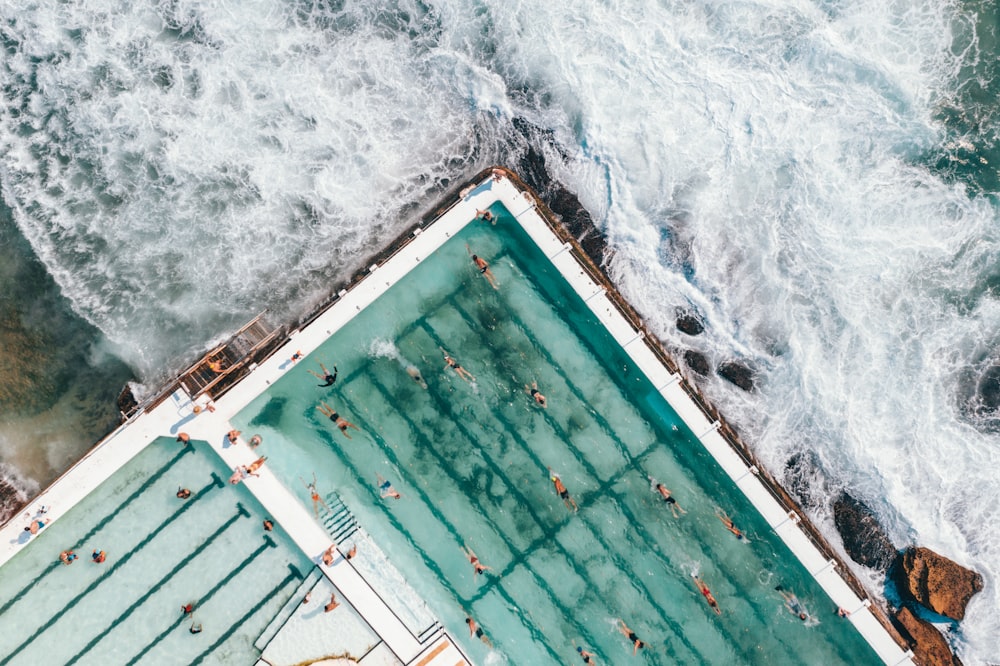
<box><xmin>322</xmin><ymin>492</ymin><xmax>360</xmax><ymax>543</ymax></box>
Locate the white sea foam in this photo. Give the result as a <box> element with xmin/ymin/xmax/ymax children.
<box><xmin>2</xmin><ymin>0</ymin><xmax>998</xmax><ymax>661</ymax></box>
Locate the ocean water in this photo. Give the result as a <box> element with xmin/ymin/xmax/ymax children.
<box><xmin>0</xmin><ymin>0</ymin><xmax>997</xmax><ymax>662</ymax></box>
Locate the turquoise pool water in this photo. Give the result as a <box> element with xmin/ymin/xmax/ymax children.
<box><xmin>0</xmin><ymin>438</ymin><xmax>313</xmax><ymax>666</ymax></box>
<box><xmin>233</xmin><ymin>206</ymin><xmax>881</xmax><ymax>664</ymax></box>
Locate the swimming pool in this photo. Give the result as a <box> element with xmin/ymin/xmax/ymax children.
<box><xmin>0</xmin><ymin>437</ymin><xmax>314</xmax><ymax>666</ymax></box>
<box><xmin>232</xmin><ymin>204</ymin><xmax>882</xmax><ymax>665</ymax></box>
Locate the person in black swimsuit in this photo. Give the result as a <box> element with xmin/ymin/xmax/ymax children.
<box><xmin>316</xmin><ymin>401</ymin><xmax>360</xmax><ymax>438</ymax></box>
<box><xmin>471</xmin><ymin>254</ymin><xmax>499</xmax><ymax>289</ymax></box>
<box><xmin>618</xmin><ymin>620</ymin><xmax>645</xmax><ymax>655</ymax></box>
<box><xmin>576</xmin><ymin>645</ymin><xmax>596</xmax><ymax>663</ymax></box>
<box><xmin>465</xmin><ymin>617</ymin><xmax>492</xmax><ymax>646</ymax></box>
<box><xmin>308</xmin><ymin>361</ymin><xmax>338</xmax><ymax>387</ymax></box>
<box><xmin>441</xmin><ymin>349</ymin><xmax>475</xmax><ymax>382</ymax></box>
<box><xmin>525</xmin><ymin>381</ymin><xmax>547</xmax><ymax>408</ymax></box>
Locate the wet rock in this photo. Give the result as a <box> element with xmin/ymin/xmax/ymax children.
<box><xmin>892</xmin><ymin>606</ymin><xmax>962</xmax><ymax>666</ymax></box>
<box><xmin>832</xmin><ymin>492</ymin><xmax>897</xmax><ymax>571</ymax></box>
<box><xmin>684</xmin><ymin>350</ymin><xmax>710</xmax><ymax>376</ymax></box>
<box><xmin>0</xmin><ymin>477</ymin><xmax>26</xmax><ymax>525</ymax></box>
<box><xmin>117</xmin><ymin>384</ymin><xmax>139</xmax><ymax>419</ymax></box>
<box><xmin>513</xmin><ymin>119</ymin><xmax>607</xmax><ymax>267</ymax></box>
<box><xmin>717</xmin><ymin>360</ymin><xmax>755</xmax><ymax>391</ymax></box>
<box><xmin>783</xmin><ymin>451</ymin><xmax>824</xmax><ymax>509</ymax></box>
<box><xmin>676</xmin><ymin>311</ymin><xmax>704</xmax><ymax>336</ymax></box>
<box><xmin>976</xmin><ymin>364</ymin><xmax>1000</xmax><ymax>411</ymax></box>
<box><xmin>894</xmin><ymin>547</ymin><xmax>983</xmax><ymax>621</ymax></box>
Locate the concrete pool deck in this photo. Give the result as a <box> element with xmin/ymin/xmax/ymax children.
<box><xmin>1</xmin><ymin>170</ymin><xmax>914</xmax><ymax>665</ymax></box>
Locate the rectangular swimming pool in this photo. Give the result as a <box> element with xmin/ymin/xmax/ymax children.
<box><xmin>232</xmin><ymin>203</ymin><xmax>882</xmax><ymax>665</ymax></box>
<box><xmin>0</xmin><ymin>437</ymin><xmax>314</xmax><ymax>666</ymax></box>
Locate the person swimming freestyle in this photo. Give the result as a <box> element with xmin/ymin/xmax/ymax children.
<box><xmin>308</xmin><ymin>361</ymin><xmax>338</xmax><ymax>387</ymax></box>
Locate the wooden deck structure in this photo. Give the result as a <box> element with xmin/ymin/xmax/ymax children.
<box><xmin>179</xmin><ymin>312</ymin><xmax>283</xmax><ymax>399</ymax></box>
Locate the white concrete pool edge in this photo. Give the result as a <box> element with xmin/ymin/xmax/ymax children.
<box><xmin>0</xmin><ymin>171</ymin><xmax>913</xmax><ymax>665</ymax></box>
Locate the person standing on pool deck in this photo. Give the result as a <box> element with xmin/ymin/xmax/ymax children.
<box><xmin>715</xmin><ymin>509</ymin><xmax>744</xmax><ymax>540</ymax></box>
<box><xmin>301</xmin><ymin>473</ymin><xmax>333</xmax><ymax>517</ymax></box>
<box><xmin>525</xmin><ymin>381</ymin><xmax>547</xmax><ymax>408</ymax></box>
<box><xmin>692</xmin><ymin>573</ymin><xmax>722</xmax><ymax>615</ymax></box>
<box><xmin>307</xmin><ymin>361</ymin><xmax>338</xmax><ymax>387</ymax></box>
<box><xmin>378</xmin><ymin>475</ymin><xmax>401</xmax><ymax>499</ymax></box>
<box><xmin>465</xmin><ymin>617</ymin><xmax>492</xmax><ymax>646</ymax></box>
<box><xmin>462</xmin><ymin>545</ymin><xmax>492</xmax><ymax>575</ymax></box>
<box><xmin>617</xmin><ymin>620</ymin><xmax>645</xmax><ymax>655</ymax></box>
<box><xmin>471</xmin><ymin>254</ymin><xmax>500</xmax><ymax>290</ymax></box>
<box><xmin>316</xmin><ymin>401</ymin><xmax>360</xmax><ymax>438</ymax></box>
<box><xmin>441</xmin><ymin>349</ymin><xmax>475</xmax><ymax>382</ymax></box>
<box><xmin>547</xmin><ymin>468</ymin><xmax>579</xmax><ymax>512</ymax></box>
<box><xmin>649</xmin><ymin>476</ymin><xmax>686</xmax><ymax>518</ymax></box>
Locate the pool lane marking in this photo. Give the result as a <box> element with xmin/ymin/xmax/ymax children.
<box><xmin>308</xmin><ymin>426</ymin><xmax>473</xmax><ymax>656</ymax></box>
<box><xmin>124</xmin><ymin>537</ymin><xmax>285</xmax><ymax>666</ymax></box>
<box><xmin>0</xmin><ymin>471</ymin><xmax>224</xmax><ymax>666</ymax></box>
<box><xmin>189</xmin><ymin>564</ymin><xmax>303</xmax><ymax>666</ymax></box>
<box><xmin>341</xmin><ymin>373</ymin><xmax>604</xmax><ymax>664</ymax></box>
<box><xmin>308</xmin><ymin>406</ymin><xmax>567</xmax><ymax>666</ymax></box>
<box><xmin>63</xmin><ymin>503</ymin><xmax>252</xmax><ymax>666</ymax></box>
<box><xmin>447</xmin><ymin>249</ymin><xmax>845</xmax><ymax>661</ymax></box>
<box><xmin>0</xmin><ymin>442</ymin><xmax>196</xmax><ymax>617</ymax></box>
<box><xmin>413</xmin><ymin>319</ymin><xmax>708</xmax><ymax>663</ymax></box>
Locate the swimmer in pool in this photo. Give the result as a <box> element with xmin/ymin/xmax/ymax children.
<box><xmin>92</xmin><ymin>549</ymin><xmax>106</xmax><ymax>564</ymax></box>
<box><xmin>176</xmin><ymin>487</ymin><xmax>192</xmax><ymax>500</ymax></box>
<box><xmin>176</xmin><ymin>432</ymin><xmax>191</xmax><ymax>445</ymax></box>
<box><xmin>692</xmin><ymin>574</ymin><xmax>722</xmax><ymax>615</ymax></box>
<box><xmin>575</xmin><ymin>645</ymin><xmax>596</xmax><ymax>664</ymax></box>
<box><xmin>715</xmin><ymin>508</ymin><xmax>744</xmax><ymax>540</ymax></box>
<box><xmin>407</xmin><ymin>365</ymin><xmax>428</xmax><ymax>389</ymax></box>
<box><xmin>617</xmin><ymin>620</ymin><xmax>645</xmax><ymax>655</ymax></box>
<box><xmin>471</xmin><ymin>253</ymin><xmax>500</xmax><ymax>289</ymax></box>
<box><xmin>441</xmin><ymin>348</ymin><xmax>475</xmax><ymax>382</ymax></box>
<box><xmin>775</xmin><ymin>585</ymin><xmax>810</xmax><ymax>621</ymax></box>
<box><xmin>525</xmin><ymin>381</ymin><xmax>547</xmax><ymax>408</ymax></box>
<box><xmin>316</xmin><ymin>401</ymin><xmax>360</xmax><ymax>438</ymax></box>
<box><xmin>308</xmin><ymin>361</ymin><xmax>338</xmax><ymax>387</ymax></box>
<box><xmin>648</xmin><ymin>476</ymin><xmax>686</xmax><ymax>518</ymax></box>
<box><xmin>248</xmin><ymin>434</ymin><xmax>262</xmax><ymax>448</ymax></box>
<box><xmin>476</xmin><ymin>208</ymin><xmax>495</xmax><ymax>224</ymax></box>
<box><xmin>324</xmin><ymin>592</ymin><xmax>340</xmax><ymax>612</ymax></box>
<box><xmin>547</xmin><ymin>468</ymin><xmax>579</xmax><ymax>512</ymax></box>
<box><xmin>461</xmin><ymin>545</ymin><xmax>492</xmax><ymax>576</ymax></box>
<box><xmin>301</xmin><ymin>473</ymin><xmax>333</xmax><ymax>517</ymax></box>
<box><xmin>378</xmin><ymin>475</ymin><xmax>401</xmax><ymax>500</ymax></box>
<box><xmin>60</xmin><ymin>550</ymin><xmax>78</xmax><ymax>565</ymax></box>
<box><xmin>465</xmin><ymin>617</ymin><xmax>492</xmax><ymax>646</ymax></box>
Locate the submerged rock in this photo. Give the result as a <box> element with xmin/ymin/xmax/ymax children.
<box><xmin>717</xmin><ymin>360</ymin><xmax>755</xmax><ymax>391</ymax></box>
<box><xmin>684</xmin><ymin>350</ymin><xmax>710</xmax><ymax>376</ymax></box>
<box><xmin>894</xmin><ymin>547</ymin><xmax>983</xmax><ymax>621</ymax></box>
<box><xmin>892</xmin><ymin>606</ymin><xmax>962</xmax><ymax>666</ymax></box>
<box><xmin>676</xmin><ymin>311</ymin><xmax>704</xmax><ymax>336</ymax></box>
<box><xmin>832</xmin><ymin>492</ymin><xmax>897</xmax><ymax>571</ymax></box>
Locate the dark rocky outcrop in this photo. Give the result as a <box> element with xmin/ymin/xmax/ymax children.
<box><xmin>975</xmin><ymin>364</ymin><xmax>1000</xmax><ymax>412</ymax></box>
<box><xmin>513</xmin><ymin>121</ymin><xmax>607</xmax><ymax>267</ymax></box>
<box><xmin>0</xmin><ymin>477</ymin><xmax>26</xmax><ymax>525</ymax></box>
<box><xmin>892</xmin><ymin>606</ymin><xmax>962</xmax><ymax>666</ymax></box>
<box><xmin>783</xmin><ymin>451</ymin><xmax>824</xmax><ymax>508</ymax></box>
<box><xmin>717</xmin><ymin>360</ymin><xmax>755</xmax><ymax>391</ymax></box>
<box><xmin>676</xmin><ymin>311</ymin><xmax>704</xmax><ymax>336</ymax></box>
<box><xmin>684</xmin><ymin>350</ymin><xmax>710</xmax><ymax>376</ymax></box>
<box><xmin>893</xmin><ymin>547</ymin><xmax>983</xmax><ymax>621</ymax></box>
<box><xmin>833</xmin><ymin>492</ymin><xmax>897</xmax><ymax>571</ymax></box>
